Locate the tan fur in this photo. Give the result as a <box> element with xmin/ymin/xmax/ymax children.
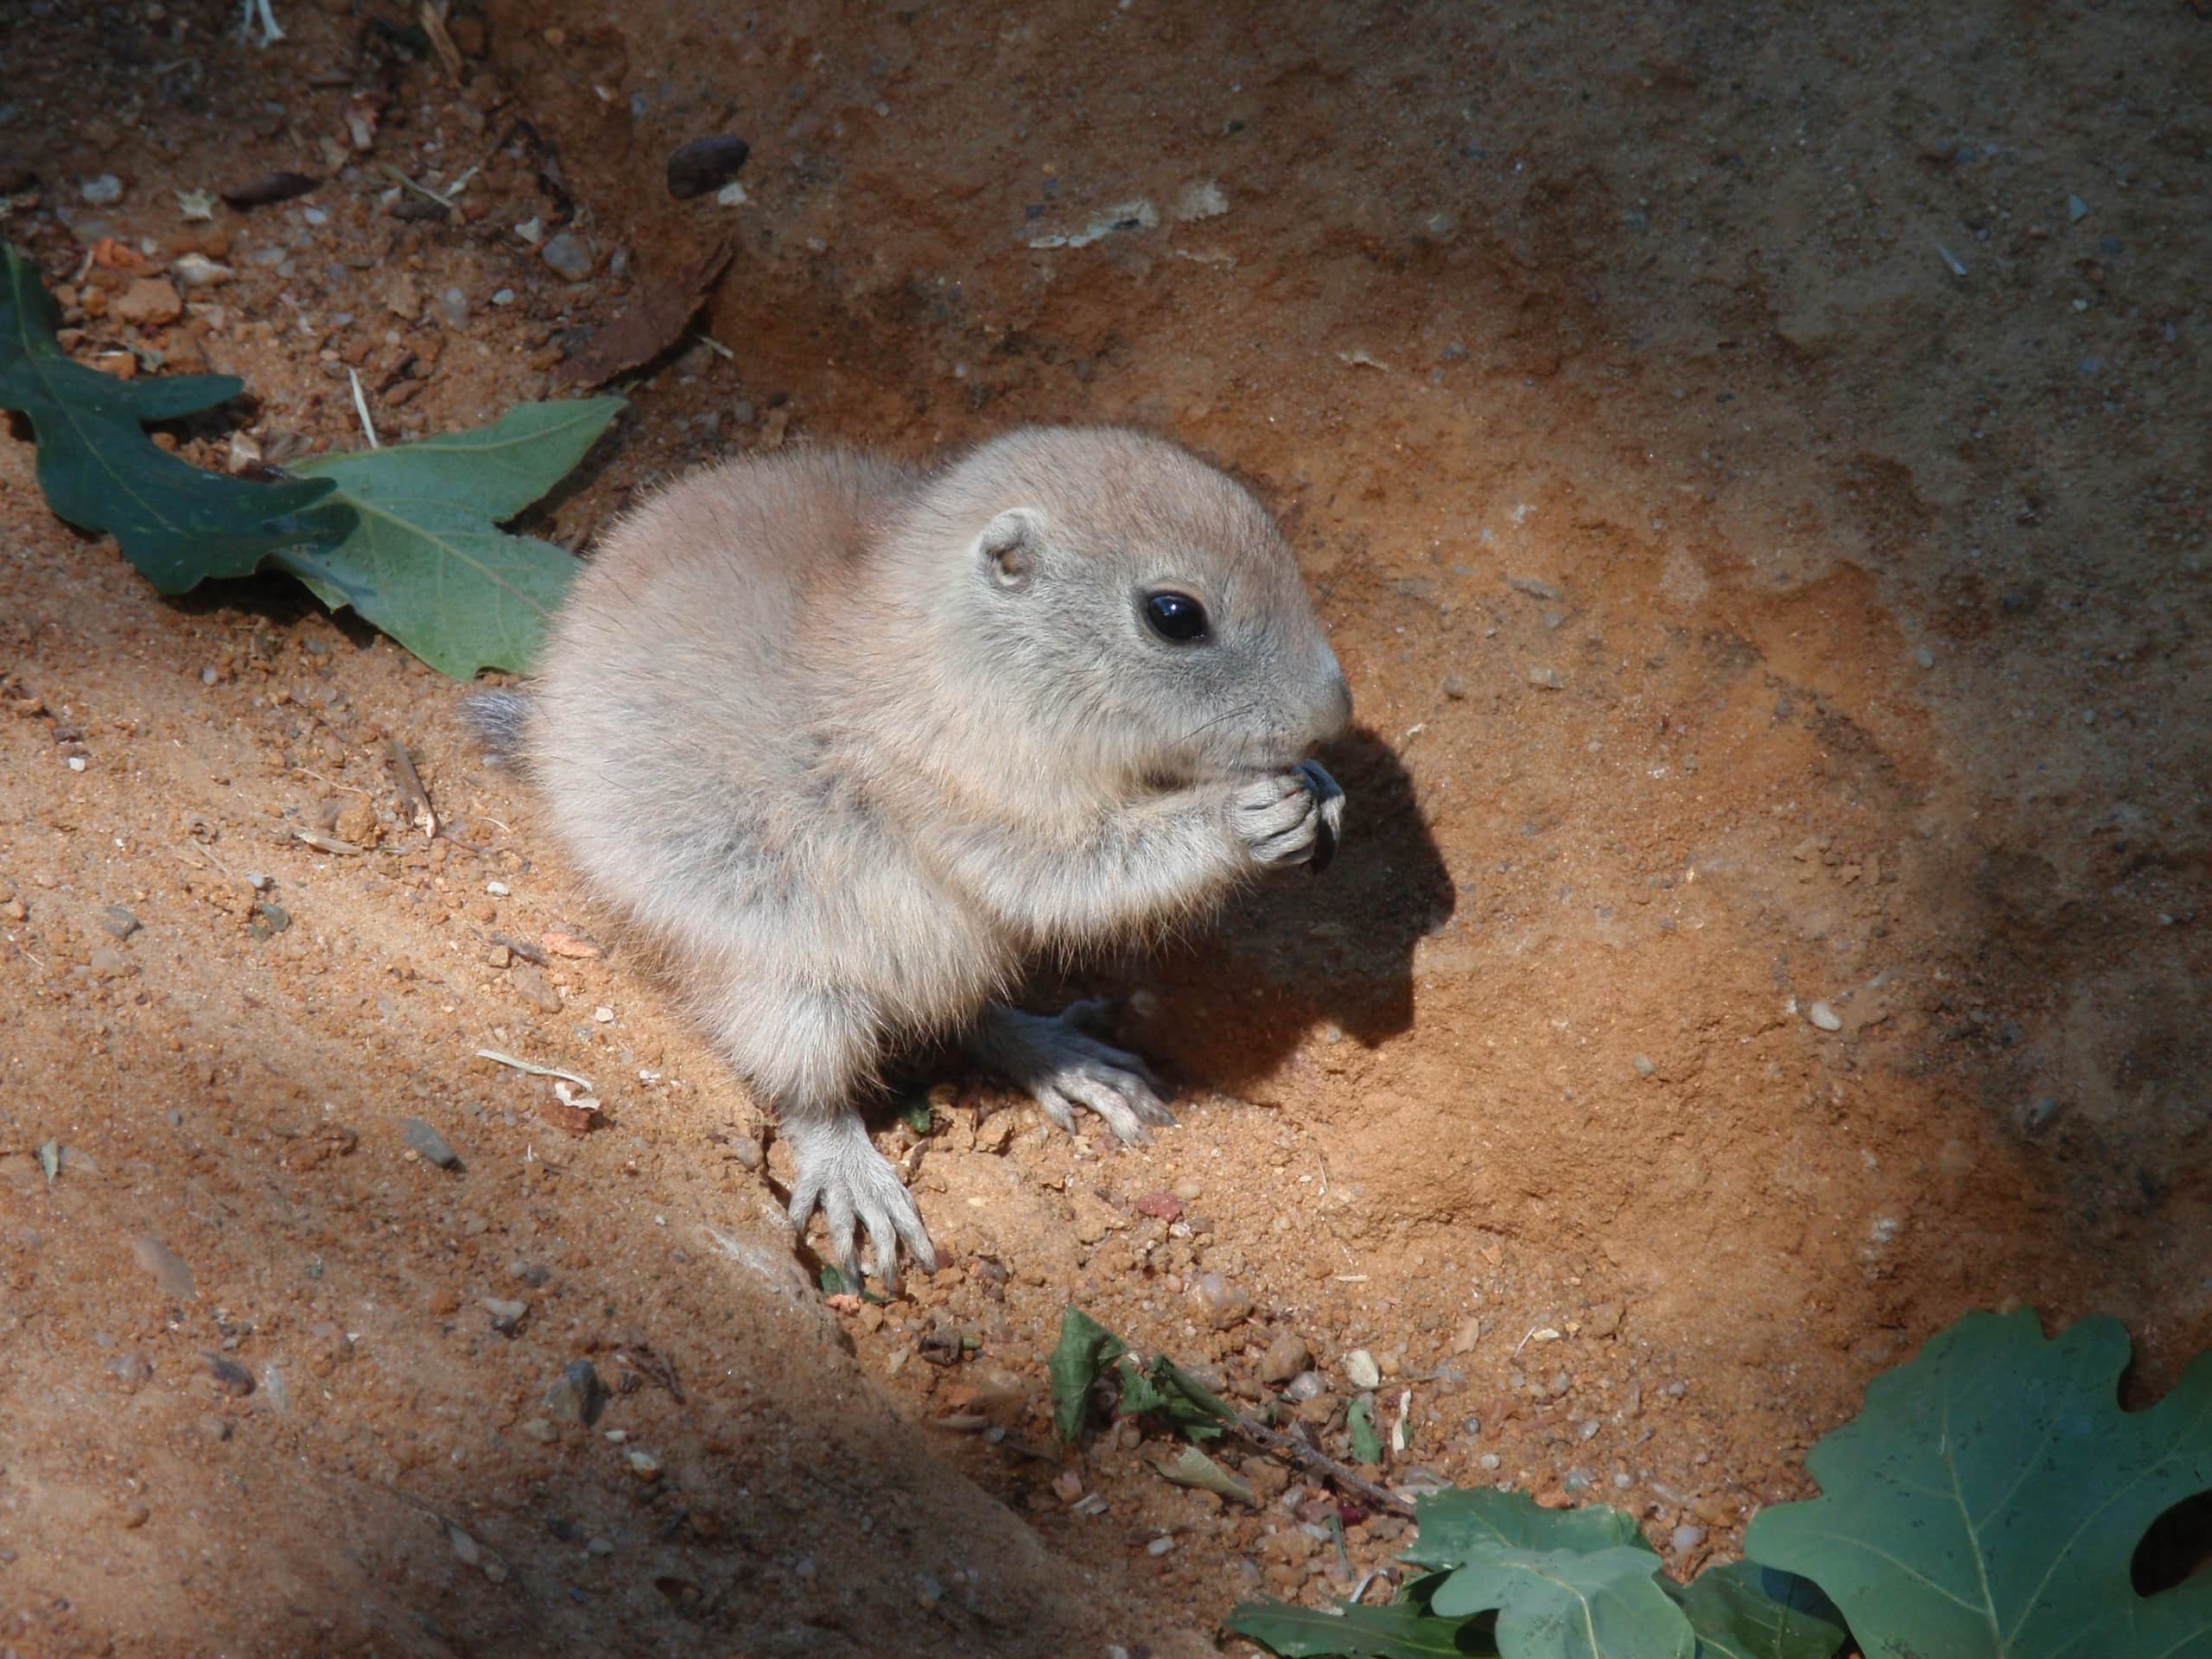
<box><xmin>493</xmin><ymin>426</ymin><xmax>1351</xmax><ymax>1285</ymax></box>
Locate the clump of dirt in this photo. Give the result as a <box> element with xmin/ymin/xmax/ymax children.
<box><xmin>1</xmin><ymin>0</ymin><xmax>2205</xmax><ymax>1654</ymax></box>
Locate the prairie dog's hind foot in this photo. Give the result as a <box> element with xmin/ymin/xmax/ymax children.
<box><xmin>966</xmin><ymin>1001</ymin><xmax>1177</xmax><ymax>1147</ymax></box>
<box><xmin>782</xmin><ymin>1111</ymin><xmax>938</xmax><ymax>1292</ymax></box>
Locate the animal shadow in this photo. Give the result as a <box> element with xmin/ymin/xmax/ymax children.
<box><xmin>1093</xmin><ymin>724</ymin><xmax>1455</xmax><ymax>1093</ymax></box>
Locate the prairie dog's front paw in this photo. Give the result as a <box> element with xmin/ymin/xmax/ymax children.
<box><xmin>1230</xmin><ymin>762</ymin><xmax>1346</xmax><ymax>871</ymax></box>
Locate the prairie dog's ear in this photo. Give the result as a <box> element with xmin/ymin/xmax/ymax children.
<box><xmin>976</xmin><ymin>507</ymin><xmax>1046</xmax><ymax>590</ymax></box>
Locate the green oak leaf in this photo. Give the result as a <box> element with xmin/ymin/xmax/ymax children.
<box><xmin>1431</xmin><ymin>1545</ymin><xmax>1694</xmax><ymax>1659</ymax></box>
<box><xmin>1227</xmin><ymin>1588</ymin><xmax>1496</xmax><ymax>1658</ymax></box>
<box><xmin>1669</xmin><ymin>1562</ymin><xmax>1847</xmax><ymax>1659</ymax></box>
<box><xmin>1405</xmin><ymin>1490</ymin><xmax>1656</xmax><ymax>1569</ymax></box>
<box><xmin>1157</xmin><ymin>1443</ymin><xmax>1255</xmax><ymax>1506</ymax></box>
<box><xmin>1350</xmin><ymin>1394</ymin><xmax>1387</xmax><ymax>1465</ymax></box>
<box><xmin>281</xmin><ymin>397</ymin><xmax>623</xmax><ymax>677</ymax></box>
<box><xmin>1744</xmin><ymin>1308</ymin><xmax>2212</xmax><ymax>1659</ymax></box>
<box><xmin>1048</xmin><ymin>1306</ymin><xmax>1128</xmax><ymax>1441</ymax></box>
<box><xmin>1116</xmin><ymin>1352</ymin><xmax>1235</xmax><ymax>1442</ymax></box>
<box><xmin>0</xmin><ymin>243</ymin><xmax>337</xmax><ymax>588</ymax></box>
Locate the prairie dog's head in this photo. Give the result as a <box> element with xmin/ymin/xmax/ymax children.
<box><xmin>911</xmin><ymin>427</ymin><xmax>1352</xmax><ymax>784</ymax></box>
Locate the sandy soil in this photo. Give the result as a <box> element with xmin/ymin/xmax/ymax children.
<box><xmin>2</xmin><ymin>1</ymin><xmax>2207</xmax><ymax>1654</ymax></box>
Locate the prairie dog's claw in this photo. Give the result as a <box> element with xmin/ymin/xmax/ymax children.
<box><xmin>783</xmin><ymin>1112</ymin><xmax>937</xmax><ymax>1292</ymax></box>
<box><xmin>1230</xmin><ymin>764</ymin><xmax>1345</xmax><ymax>871</ymax></box>
<box><xmin>1297</xmin><ymin>760</ymin><xmax>1345</xmax><ymax>874</ymax></box>
<box><xmin>966</xmin><ymin>1002</ymin><xmax>1175</xmax><ymax>1147</ymax></box>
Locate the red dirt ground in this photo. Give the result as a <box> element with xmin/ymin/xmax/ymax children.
<box><xmin>2</xmin><ymin>2</ymin><xmax>2205</xmax><ymax>1654</ymax></box>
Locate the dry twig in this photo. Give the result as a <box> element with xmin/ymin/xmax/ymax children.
<box><xmin>1229</xmin><ymin>1411</ymin><xmax>1417</xmax><ymax>1519</ymax></box>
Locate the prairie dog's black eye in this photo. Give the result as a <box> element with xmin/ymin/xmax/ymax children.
<box><xmin>1142</xmin><ymin>590</ymin><xmax>1210</xmax><ymax>644</ymax></box>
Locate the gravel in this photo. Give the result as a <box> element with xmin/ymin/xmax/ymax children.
<box><xmin>1505</xmin><ymin>575</ymin><xmax>1565</xmax><ymax>601</ymax></box>
<box><xmin>665</xmin><ymin>135</ymin><xmax>752</xmax><ymax>200</ymax></box>
<box><xmin>541</xmin><ymin>232</ymin><xmax>594</xmax><ymax>282</ymax></box>
<box><xmin>547</xmin><ymin>1358</ymin><xmax>608</xmax><ymax>1426</ymax></box>
<box><xmin>1188</xmin><ymin>1272</ymin><xmax>1252</xmax><ymax>1330</ymax></box>
<box><xmin>402</xmin><ymin>1117</ymin><xmax>461</xmax><ymax>1168</ymax></box>
<box><xmin>132</xmin><ymin>1236</ymin><xmax>195</xmax><ymax>1300</ymax></box>
<box><xmin>203</xmin><ymin>1354</ymin><xmax>255</xmax><ymax>1396</ymax></box>
<box><xmin>1808</xmin><ymin>1001</ymin><xmax>1843</xmax><ymax>1032</ymax></box>
<box><xmin>1257</xmin><ymin>1332</ymin><xmax>1311</xmax><ymax>1384</ymax></box>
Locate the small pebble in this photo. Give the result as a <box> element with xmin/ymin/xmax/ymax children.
<box><xmin>436</xmin><ymin>286</ymin><xmax>470</xmax><ymax>327</ymax></box>
<box><xmin>1808</xmin><ymin>1001</ymin><xmax>1843</xmax><ymax>1033</ymax></box>
<box><xmin>67</xmin><ymin>756</ymin><xmax>87</xmax><ymax>772</ymax></box>
<box><xmin>261</xmin><ymin>1365</ymin><xmax>290</xmax><ymax>1411</ymax></box>
<box><xmin>1614</xmin><ymin>1471</ymin><xmax>1634</xmax><ymax>1490</ymax></box>
<box><xmin>80</xmin><ymin>174</ymin><xmax>124</xmax><ymax>205</ymax></box>
<box><xmin>547</xmin><ymin>1358</ymin><xmax>608</xmax><ymax>1426</ymax></box>
<box><xmin>626</xmin><ymin>1449</ymin><xmax>661</xmax><ymax>1480</ymax></box>
<box><xmin>1145</xmin><ymin>1535</ymin><xmax>1174</xmax><ymax>1557</ymax></box>
<box><xmin>486</xmin><ymin>880</ymin><xmax>512</xmax><ymax>897</ymax></box>
<box><xmin>519</xmin><ymin>1417</ymin><xmax>558</xmax><ymax>1443</ymax></box>
<box><xmin>1343</xmin><ymin>1349</ymin><xmax>1382</xmax><ymax>1390</ymax></box>
<box><xmin>665</xmin><ymin>134</ymin><xmax>752</xmax><ymax>200</ymax></box>
<box><xmin>97</xmin><ymin>906</ymin><xmax>141</xmax><ymax>939</ymax></box>
<box><xmin>1479</xmin><ymin>1452</ymin><xmax>1502</xmax><ymax>1471</ymax></box>
<box><xmin>541</xmin><ymin>232</ymin><xmax>594</xmax><ymax>282</ymax></box>
<box><xmin>1525</xmin><ymin>666</ymin><xmax>1564</xmax><ymax>690</ymax></box>
<box><xmin>586</xmin><ymin>1537</ymin><xmax>614</xmax><ymax>1557</ymax></box>
<box><xmin>112</xmin><ymin>277</ymin><xmax>184</xmax><ymax>327</ymax></box>
<box><xmin>1257</xmin><ymin>1332</ymin><xmax>1312</xmax><ymax>1385</ymax></box>
<box><xmin>509</xmin><ymin>963</ymin><xmax>563</xmax><ymax>1013</ymax></box>
<box><xmin>1631</xmin><ymin>1053</ymin><xmax>1656</xmax><ymax>1077</ymax></box>
<box><xmin>106</xmin><ymin>1352</ymin><xmax>156</xmax><ymax>1390</ymax></box>
<box><xmin>1188</xmin><ymin>1272</ymin><xmax>1252</xmax><ymax>1331</ymax></box>
<box><xmin>119</xmin><ymin>1500</ymin><xmax>151</xmax><ymax>1529</ymax></box>
<box><xmin>594</xmin><ymin>1006</ymin><xmax>615</xmax><ymax>1023</ymax></box>
<box><xmin>484</xmin><ymin>1298</ymin><xmax>529</xmax><ymax>1334</ymax></box>
<box><xmin>132</xmin><ymin>1236</ymin><xmax>196</xmax><ymax>1300</ymax></box>
<box><xmin>1506</xmin><ymin>575</ymin><xmax>1565</xmax><ymax>601</ymax></box>
<box><xmin>1441</xmin><ymin>675</ymin><xmax>1468</xmax><ymax>699</ymax></box>
<box><xmin>1672</xmin><ymin>1523</ymin><xmax>1707</xmax><ymax>1553</ymax></box>
<box><xmin>493</xmin><ymin>287</ymin><xmax>516</xmax><ymax>306</ymax></box>
<box><xmin>402</xmin><ymin>1117</ymin><xmax>461</xmax><ymax>1168</ymax></box>
<box><xmin>203</xmin><ymin>1354</ymin><xmax>255</xmax><ymax>1396</ymax></box>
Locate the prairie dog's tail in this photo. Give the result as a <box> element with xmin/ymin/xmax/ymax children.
<box><xmin>461</xmin><ymin>689</ymin><xmax>532</xmax><ymax>766</ymax></box>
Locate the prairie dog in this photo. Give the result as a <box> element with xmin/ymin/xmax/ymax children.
<box><xmin>471</xmin><ymin>427</ymin><xmax>1351</xmax><ymax>1287</ymax></box>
